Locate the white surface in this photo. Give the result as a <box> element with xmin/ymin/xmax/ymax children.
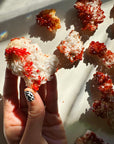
<box><xmin>0</xmin><ymin>0</ymin><xmax>114</xmax><ymax>143</ymax></box>
<box><xmin>0</xmin><ymin>0</ymin><xmax>62</xmax><ymax>22</ymax></box>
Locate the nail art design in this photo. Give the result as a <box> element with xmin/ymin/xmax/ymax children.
<box><xmin>24</xmin><ymin>91</ymin><xmax>34</xmax><ymax>101</ymax></box>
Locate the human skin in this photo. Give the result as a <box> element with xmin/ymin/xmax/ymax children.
<box><xmin>3</xmin><ymin>68</ymin><xmax>67</xmax><ymax>144</ymax></box>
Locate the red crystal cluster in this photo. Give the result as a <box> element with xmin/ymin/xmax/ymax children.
<box><xmin>57</xmin><ymin>41</ymin><xmax>84</xmax><ymax>63</ymax></box>
<box><xmin>93</xmin><ymin>99</ymin><xmax>114</xmax><ymax>119</ymax></box>
<box><xmin>88</xmin><ymin>41</ymin><xmax>114</xmax><ymax>68</ymax></box>
<box><xmin>88</xmin><ymin>41</ymin><xmax>106</xmax><ymax>57</ymax></box>
<box><xmin>5</xmin><ymin>38</ymin><xmax>49</xmax><ymax>91</ymax></box>
<box><xmin>92</xmin><ymin>72</ymin><xmax>114</xmax><ymax>122</ymax></box>
<box><xmin>5</xmin><ymin>47</ymin><xmax>30</xmax><ymax>60</ymax></box>
<box><xmin>75</xmin><ymin>130</ymin><xmax>109</xmax><ymax>144</ymax></box>
<box><xmin>36</xmin><ymin>9</ymin><xmax>61</xmax><ymax>32</ymax></box>
<box><xmin>74</xmin><ymin>0</ymin><xmax>105</xmax><ymax>31</ymax></box>
<box><xmin>93</xmin><ymin>72</ymin><xmax>114</xmax><ymax>94</ymax></box>
<box><xmin>57</xmin><ymin>30</ymin><xmax>84</xmax><ymax>63</ymax></box>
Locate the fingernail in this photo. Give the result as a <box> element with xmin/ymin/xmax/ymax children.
<box><xmin>24</xmin><ymin>91</ymin><xmax>34</xmax><ymax>102</ymax></box>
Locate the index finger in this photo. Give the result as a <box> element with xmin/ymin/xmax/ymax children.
<box><xmin>45</xmin><ymin>74</ymin><xmax>58</xmax><ymax>114</ymax></box>
<box><xmin>3</xmin><ymin>68</ymin><xmax>19</xmax><ymax>110</ymax></box>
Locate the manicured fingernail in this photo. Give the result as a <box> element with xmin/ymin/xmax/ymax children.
<box><xmin>24</xmin><ymin>91</ymin><xmax>34</xmax><ymax>102</ymax></box>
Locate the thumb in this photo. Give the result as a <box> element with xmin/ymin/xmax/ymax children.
<box><xmin>20</xmin><ymin>88</ymin><xmax>45</xmax><ymax>144</ymax></box>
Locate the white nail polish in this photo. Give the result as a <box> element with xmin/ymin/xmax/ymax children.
<box><xmin>24</xmin><ymin>91</ymin><xmax>34</xmax><ymax>101</ymax></box>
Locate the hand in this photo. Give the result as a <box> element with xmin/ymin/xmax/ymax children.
<box><xmin>3</xmin><ymin>68</ymin><xmax>67</xmax><ymax>144</ymax></box>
